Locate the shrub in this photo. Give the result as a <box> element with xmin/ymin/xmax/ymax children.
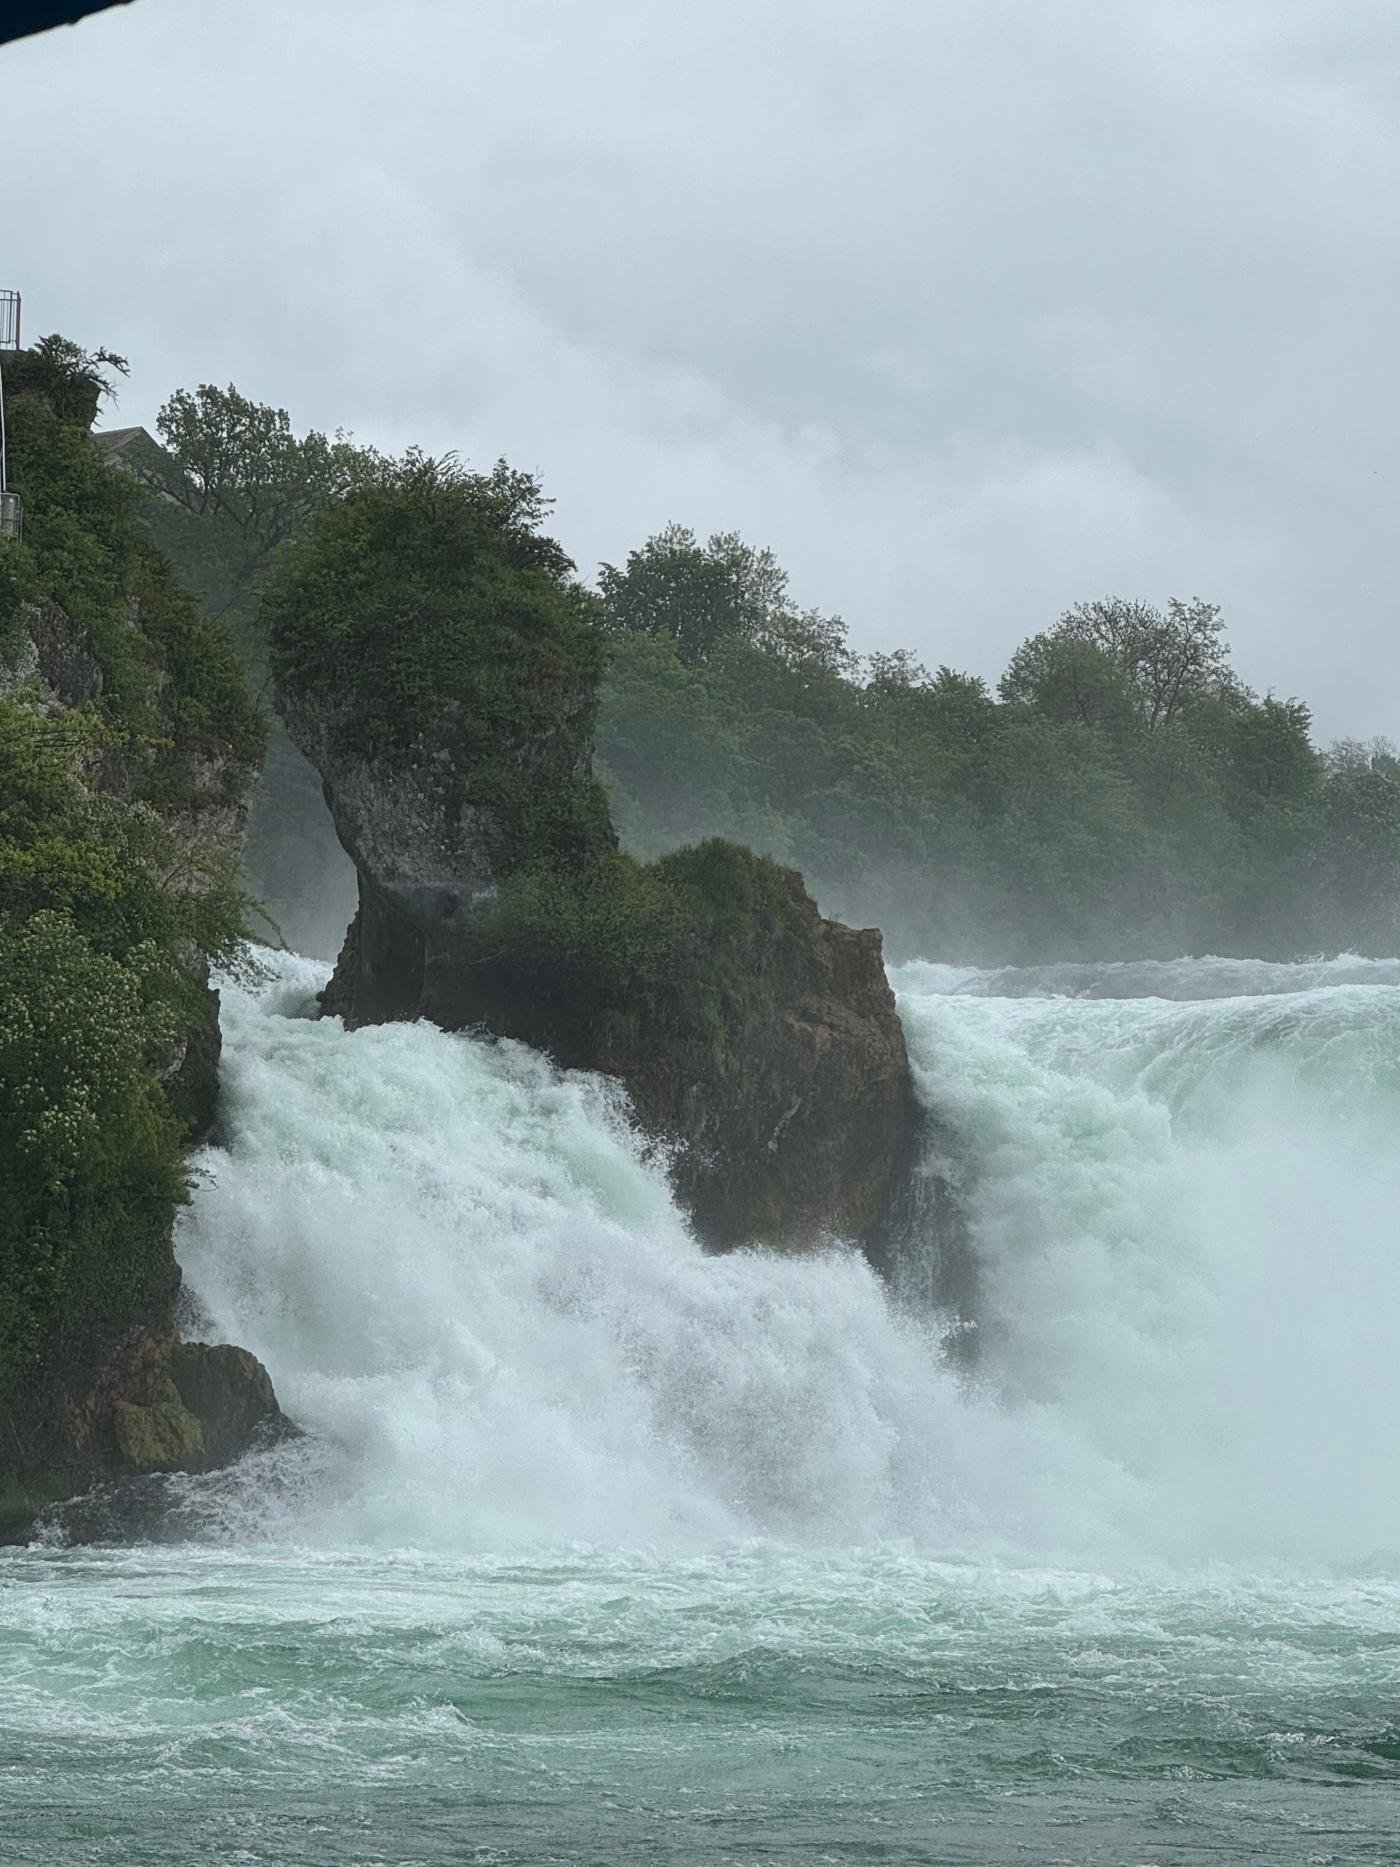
<box><xmin>0</xmin><ymin>912</ymin><xmax>184</xmax><ymax>1416</ymax></box>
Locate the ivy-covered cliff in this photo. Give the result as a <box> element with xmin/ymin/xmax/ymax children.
<box><xmin>0</xmin><ymin>338</ymin><xmax>288</xmax><ymax>1537</ymax></box>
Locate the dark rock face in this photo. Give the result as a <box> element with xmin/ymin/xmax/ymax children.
<box><xmin>281</xmin><ymin>678</ymin><xmax>606</xmax><ymax>1025</ymax></box>
<box><xmin>584</xmin><ymin>881</ymin><xmax>917</xmax><ymax>1252</ymax></box>
<box><xmin>101</xmin><ymin>1340</ymin><xmax>291</xmax><ymax>1479</ymax></box>
<box><xmin>287</xmin><ymin>682</ymin><xmax>916</xmax><ymax>1253</ymax></box>
<box><xmin>5</xmin><ymin>1335</ymin><xmax>295</xmax><ymax>1546</ymax></box>
<box><xmin>2</xmin><ymin>1321</ymin><xmax>295</xmax><ymax>1544</ymax></box>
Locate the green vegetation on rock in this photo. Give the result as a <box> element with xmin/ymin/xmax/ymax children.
<box><xmin>0</xmin><ymin>336</ymin><xmax>263</xmax><ymax>1477</ymax></box>
<box><xmin>469</xmin><ymin>838</ymin><xmax>821</xmax><ymax>1070</ymax></box>
<box><xmin>264</xmin><ymin>463</ymin><xmax>914</xmax><ymax>1250</ymax></box>
<box><xmin>262</xmin><ymin>449</ymin><xmax>613</xmax><ymax>876</ymax></box>
<box><xmin>0</xmin><ymin>910</ymin><xmax>183</xmax><ymax>1451</ymax></box>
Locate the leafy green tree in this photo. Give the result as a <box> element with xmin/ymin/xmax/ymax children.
<box><xmin>597</xmin><ymin>556</ymin><xmax>1400</xmax><ymax>961</ymax></box>
<box><xmin>262</xmin><ymin>450</ymin><xmax>611</xmax><ymax>873</ymax></box>
<box><xmin>1054</xmin><ymin>595</ymin><xmax>1235</xmax><ymax>728</ymax></box>
<box><xmin>1314</xmin><ymin>740</ymin><xmax>1400</xmax><ymax>953</ymax></box>
<box><xmin>0</xmin><ymin>911</ymin><xmax>184</xmax><ymax>1402</ymax></box>
<box><xmin>599</xmin><ymin>523</ymin><xmax>850</xmax><ymax>671</ymax></box>
<box><xmin>148</xmin><ymin>384</ymin><xmax>371</xmax><ymax>563</ymax></box>
<box><xmin>131</xmin><ymin>384</ymin><xmax>377</xmax><ymax>635</ymax></box>
<box><xmin>999</xmin><ymin>633</ymin><xmax>1140</xmax><ymax>735</ymax></box>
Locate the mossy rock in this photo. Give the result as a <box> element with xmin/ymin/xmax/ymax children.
<box><xmin>113</xmin><ymin>1383</ymin><xmax>205</xmax><ymax>1470</ymax></box>
<box><xmin>170</xmin><ymin>1342</ymin><xmax>292</xmax><ymax>1466</ymax></box>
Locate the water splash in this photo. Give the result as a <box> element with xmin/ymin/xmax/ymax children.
<box><xmin>176</xmin><ymin>949</ymin><xmax>1400</xmax><ymax>1567</ymax></box>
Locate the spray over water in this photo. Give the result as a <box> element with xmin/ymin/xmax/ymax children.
<box><xmin>176</xmin><ymin>949</ymin><xmax>1400</xmax><ymax>1569</ymax></box>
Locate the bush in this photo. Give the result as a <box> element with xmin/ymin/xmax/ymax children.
<box><xmin>262</xmin><ymin>450</ymin><xmax>609</xmax><ymax>874</ymax></box>
<box><xmin>0</xmin><ymin>700</ymin><xmax>251</xmax><ymax>981</ymax></box>
<box><xmin>0</xmin><ymin>912</ymin><xmax>184</xmax><ymax>1417</ymax></box>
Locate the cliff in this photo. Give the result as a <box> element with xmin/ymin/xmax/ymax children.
<box><xmin>268</xmin><ymin>454</ymin><xmax>917</xmax><ymax>1253</ymax></box>
<box><xmin>0</xmin><ymin>349</ymin><xmax>289</xmax><ymax>1538</ymax></box>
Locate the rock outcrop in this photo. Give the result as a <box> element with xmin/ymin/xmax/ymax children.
<box><xmin>264</xmin><ymin>450</ymin><xmax>918</xmax><ymax>1255</ymax></box>
<box><xmin>0</xmin><ymin>377</ymin><xmax>288</xmax><ymax>1540</ymax></box>
<box><xmin>581</xmin><ymin>863</ymin><xmax>918</xmax><ymax>1252</ymax></box>
<box><xmin>280</xmin><ymin>670</ymin><xmax>606</xmax><ymax>1026</ymax></box>
<box><xmin>283</xmin><ymin>696</ymin><xmax>917</xmax><ymax>1255</ymax></box>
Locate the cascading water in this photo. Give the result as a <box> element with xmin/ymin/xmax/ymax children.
<box><xmin>176</xmin><ymin>948</ymin><xmax>1400</xmax><ymax>1570</ymax></box>
<box><xmin>8</xmin><ymin>946</ymin><xmax>1400</xmax><ymax>1865</ymax></box>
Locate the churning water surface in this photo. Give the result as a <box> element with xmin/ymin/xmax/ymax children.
<box><xmin>4</xmin><ymin>950</ymin><xmax>1400</xmax><ymax>1864</ymax></box>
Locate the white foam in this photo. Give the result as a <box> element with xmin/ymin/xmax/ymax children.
<box><xmin>177</xmin><ymin>949</ymin><xmax>1400</xmax><ymax>1567</ymax></box>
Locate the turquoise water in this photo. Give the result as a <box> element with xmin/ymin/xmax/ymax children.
<box><xmin>7</xmin><ymin>1545</ymin><xmax>1400</xmax><ymax>1864</ymax></box>
<box><xmin>4</xmin><ymin>953</ymin><xmax>1400</xmax><ymax>1863</ymax></box>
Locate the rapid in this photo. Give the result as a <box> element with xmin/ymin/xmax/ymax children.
<box><xmin>5</xmin><ymin>949</ymin><xmax>1400</xmax><ymax>1863</ymax></box>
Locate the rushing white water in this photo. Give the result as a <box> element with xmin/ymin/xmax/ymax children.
<box><xmin>175</xmin><ymin>949</ymin><xmax>1400</xmax><ymax>1571</ymax></box>
<box><xmin>14</xmin><ymin>948</ymin><xmax>1400</xmax><ymax>1866</ymax></box>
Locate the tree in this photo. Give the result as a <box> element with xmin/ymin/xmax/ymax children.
<box><xmin>1055</xmin><ymin>595</ymin><xmax>1235</xmax><ymax>728</ymax></box>
<box><xmin>1314</xmin><ymin>740</ymin><xmax>1400</xmax><ymax>953</ymax></box>
<box><xmin>599</xmin><ymin>524</ymin><xmax>849</xmax><ymax>671</ymax></box>
<box><xmin>135</xmin><ymin>383</ymin><xmax>375</xmax><ymax>608</ymax></box>
<box><xmin>863</xmin><ymin>647</ymin><xmax>932</xmax><ymax>696</ymax></box>
<box><xmin>260</xmin><ymin>450</ymin><xmax>610</xmax><ymax>874</ymax></box>
<box><xmin>999</xmin><ymin>632</ymin><xmax>1140</xmax><ymax>735</ymax></box>
<box><xmin>11</xmin><ymin>334</ymin><xmax>129</xmax><ymax>425</ymax></box>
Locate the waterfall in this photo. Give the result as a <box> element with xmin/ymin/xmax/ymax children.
<box><xmin>175</xmin><ymin>948</ymin><xmax>1400</xmax><ymax>1567</ymax></box>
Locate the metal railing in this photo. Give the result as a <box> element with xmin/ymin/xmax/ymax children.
<box><xmin>0</xmin><ymin>293</ymin><xmax>18</xmax><ymax>539</ymax></box>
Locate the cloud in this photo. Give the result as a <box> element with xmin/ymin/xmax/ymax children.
<box><xmin>1</xmin><ymin>0</ymin><xmax>1396</xmax><ymax>733</ymax></box>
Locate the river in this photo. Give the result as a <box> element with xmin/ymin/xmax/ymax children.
<box><xmin>5</xmin><ymin>950</ymin><xmax>1399</xmax><ymax>1863</ymax></box>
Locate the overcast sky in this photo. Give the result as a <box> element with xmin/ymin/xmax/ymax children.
<box><xmin>4</xmin><ymin>0</ymin><xmax>1398</xmax><ymax>737</ymax></box>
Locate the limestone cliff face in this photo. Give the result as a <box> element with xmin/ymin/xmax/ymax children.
<box><xmin>284</xmin><ymin>675</ymin><xmax>916</xmax><ymax>1255</ymax></box>
<box><xmin>279</xmin><ymin>674</ymin><xmax>608</xmax><ymax>1025</ymax></box>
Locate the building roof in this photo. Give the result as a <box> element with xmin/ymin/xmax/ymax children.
<box><xmin>94</xmin><ymin>425</ymin><xmax>158</xmax><ymax>456</ymax></box>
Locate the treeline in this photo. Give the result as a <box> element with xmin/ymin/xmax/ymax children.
<box><xmin>594</xmin><ymin>528</ymin><xmax>1400</xmax><ymax>961</ymax></box>
<box><xmin>127</xmin><ymin>379</ymin><xmax>1400</xmax><ymax>963</ymax></box>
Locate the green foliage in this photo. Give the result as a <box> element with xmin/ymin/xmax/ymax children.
<box><xmin>472</xmin><ymin>850</ymin><xmax>691</xmax><ymax>1009</ymax></box>
<box><xmin>597</xmin><ymin>531</ymin><xmax>1400</xmax><ymax>961</ymax></box>
<box><xmin>262</xmin><ymin>450</ymin><xmax>611</xmax><ymax>873</ymax></box>
<box><xmin>0</xmin><ymin>702</ymin><xmax>251</xmax><ymax>974</ymax></box>
<box><xmin>135</xmin><ymin>383</ymin><xmax>378</xmax><ymax>643</ymax></box>
<box><xmin>469</xmin><ymin>837</ymin><xmax>818</xmax><ymax>1076</ymax></box>
<box><xmin>0</xmin><ymin>336</ymin><xmax>264</xmax><ymax>1463</ymax></box>
<box><xmin>127</xmin><ymin>536</ymin><xmax>264</xmax><ymax>779</ymax></box>
<box><xmin>0</xmin><ymin>911</ymin><xmax>184</xmax><ymax>1424</ymax></box>
<box><xmin>599</xmin><ymin>523</ymin><xmax>850</xmax><ymax>671</ymax></box>
<box><xmin>3</xmin><ymin>333</ymin><xmax>129</xmax><ymax>425</ymax></box>
<box><xmin>1000</xmin><ymin>634</ymin><xmax>1141</xmax><ymax>735</ymax></box>
<box><xmin>4</xmin><ymin>392</ymin><xmax>265</xmax><ymax>773</ymax></box>
<box><xmin>1313</xmin><ymin>740</ymin><xmax>1400</xmax><ymax>952</ymax></box>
